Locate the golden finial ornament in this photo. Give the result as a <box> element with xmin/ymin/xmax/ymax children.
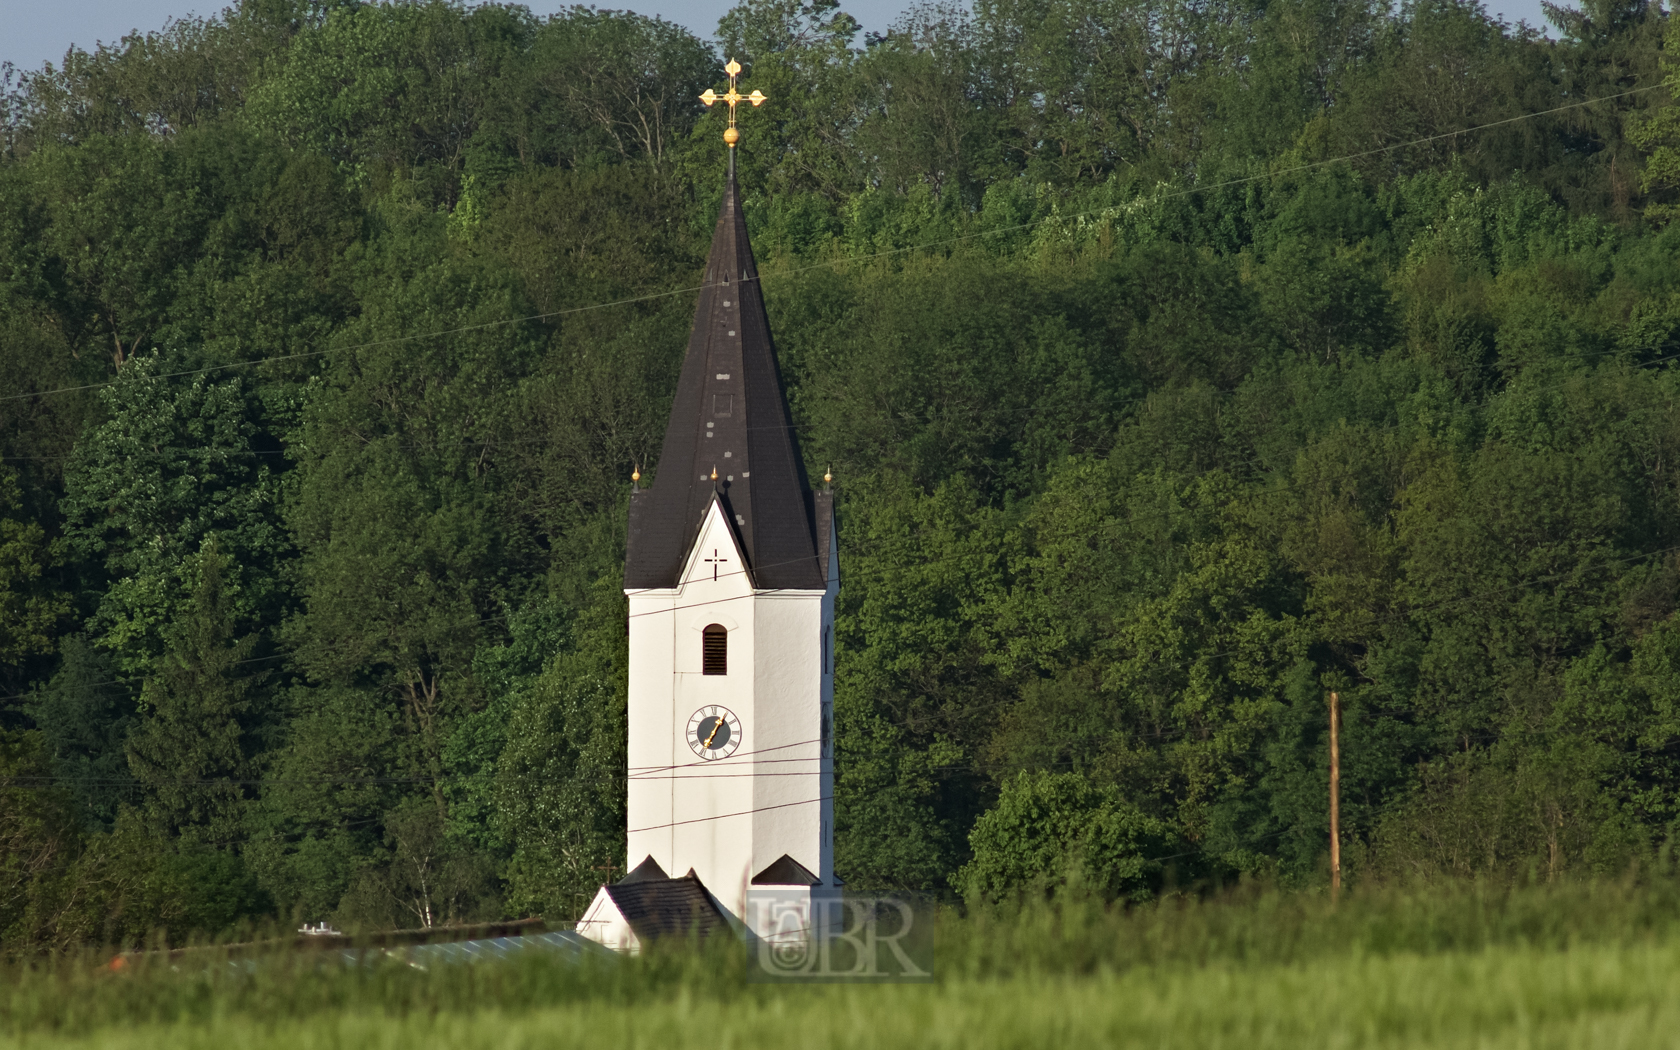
<box><xmin>699</xmin><ymin>59</ymin><xmax>766</xmax><ymax>150</ymax></box>
<box><xmin>711</xmin><ymin>466</ymin><xmax>719</xmax><ymax>481</ymax></box>
<box><xmin>824</xmin><ymin>467</ymin><xmax>833</xmax><ymax>486</ymax></box>
<box><xmin>631</xmin><ymin>466</ymin><xmax>641</xmax><ymax>484</ymax></box>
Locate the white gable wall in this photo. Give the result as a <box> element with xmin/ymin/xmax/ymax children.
<box><xmin>575</xmin><ymin>886</ymin><xmax>640</xmax><ymax>954</ymax></box>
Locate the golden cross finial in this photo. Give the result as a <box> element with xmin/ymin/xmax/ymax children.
<box><xmin>699</xmin><ymin>59</ymin><xmax>766</xmax><ymax>149</ymax></box>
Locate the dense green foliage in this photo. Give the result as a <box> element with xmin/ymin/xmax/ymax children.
<box><xmin>2</xmin><ymin>0</ymin><xmax>1680</xmax><ymax>945</ymax></box>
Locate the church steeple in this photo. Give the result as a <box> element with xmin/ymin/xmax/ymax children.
<box><xmin>589</xmin><ymin>67</ymin><xmax>839</xmax><ymax>953</ymax></box>
<box><xmin>624</xmin><ymin>171</ymin><xmax>826</xmax><ymax>590</ymax></box>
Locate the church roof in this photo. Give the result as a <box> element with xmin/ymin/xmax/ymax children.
<box><xmin>603</xmin><ymin>865</ymin><xmax>730</xmax><ymax>941</ymax></box>
<box><xmin>625</xmin><ymin>174</ymin><xmax>826</xmax><ymax>591</ymax></box>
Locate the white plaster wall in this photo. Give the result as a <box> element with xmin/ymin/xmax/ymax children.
<box><xmin>625</xmin><ymin>590</ymin><xmax>676</xmax><ymax>876</ymax></box>
<box><xmin>623</xmin><ymin>502</ymin><xmax>840</xmax><ymax>923</ymax></box>
<box><xmin>751</xmin><ymin>591</ymin><xmax>825</xmax><ymax>884</ymax></box>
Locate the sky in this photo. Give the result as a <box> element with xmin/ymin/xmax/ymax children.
<box><xmin>1</xmin><ymin>0</ymin><xmax>1561</xmax><ymax>77</ymax></box>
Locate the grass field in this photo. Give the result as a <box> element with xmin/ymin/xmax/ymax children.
<box><xmin>8</xmin><ymin>882</ymin><xmax>1680</xmax><ymax>1049</ymax></box>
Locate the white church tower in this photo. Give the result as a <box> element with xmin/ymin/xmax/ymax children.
<box><xmin>575</xmin><ymin>63</ymin><xmax>838</xmax><ymax>951</ymax></box>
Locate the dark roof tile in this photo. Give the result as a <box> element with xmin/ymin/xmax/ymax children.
<box><xmin>603</xmin><ymin>873</ymin><xmax>730</xmax><ymax>941</ymax></box>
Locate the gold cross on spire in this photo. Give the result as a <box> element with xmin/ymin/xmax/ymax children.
<box><xmin>699</xmin><ymin>59</ymin><xmax>766</xmax><ymax>149</ymax></box>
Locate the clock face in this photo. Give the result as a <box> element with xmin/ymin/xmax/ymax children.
<box><xmin>687</xmin><ymin>705</ymin><xmax>743</xmax><ymax>761</ymax></box>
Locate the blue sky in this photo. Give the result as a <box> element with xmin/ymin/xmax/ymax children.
<box><xmin>2</xmin><ymin>0</ymin><xmax>1564</xmax><ymax>77</ymax></box>
<box><xmin>0</xmin><ymin>0</ymin><xmax>894</xmax><ymax>73</ymax></box>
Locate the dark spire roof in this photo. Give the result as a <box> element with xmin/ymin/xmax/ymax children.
<box><xmin>625</xmin><ymin>174</ymin><xmax>828</xmax><ymax>590</ymax></box>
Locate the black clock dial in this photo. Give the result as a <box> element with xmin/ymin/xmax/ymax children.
<box><xmin>696</xmin><ymin>715</ymin><xmax>730</xmax><ymax>750</ymax></box>
<box><xmin>686</xmin><ymin>705</ymin><xmax>742</xmax><ymax>759</ymax></box>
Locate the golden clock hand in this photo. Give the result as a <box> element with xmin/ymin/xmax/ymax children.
<box><xmin>703</xmin><ymin>717</ymin><xmax>725</xmax><ymax>748</ymax></box>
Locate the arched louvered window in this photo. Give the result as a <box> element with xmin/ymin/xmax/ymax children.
<box><xmin>702</xmin><ymin>624</ymin><xmax>728</xmax><ymax>675</ymax></box>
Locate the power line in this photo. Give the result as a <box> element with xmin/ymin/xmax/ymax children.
<box><xmin>626</xmin><ymin>795</ymin><xmax>830</xmax><ymax>835</ymax></box>
<box><xmin>7</xmin><ymin>446</ymin><xmax>1670</xmax><ymax>718</ymax></box>
<box><xmin>11</xmin><ymin>538</ymin><xmax>1674</xmax><ymax>789</ymax></box>
<box><xmin>0</xmin><ymin>652</ymin><xmax>291</xmax><ymax>705</ymax></box>
<box><xmin>623</xmin><ymin>351</ymin><xmax>1680</xmax><ymax>625</ymax></box>
<box><xmin>8</xmin><ymin>342</ymin><xmax>1671</xmax><ymax>661</ymax></box>
<box><xmin>0</xmin><ymin>392</ymin><xmax>1154</xmax><ymax>463</ymax></box>
<box><xmin>627</xmin><ymin>738</ymin><xmax>821</xmax><ymax>776</ymax></box>
<box><xmin>9</xmin><ymin>341</ymin><xmax>1670</xmax><ymax>673</ymax></box>
<box><xmin>0</xmin><ymin>84</ymin><xmax>1664</xmax><ymax>408</ymax></box>
<box><xmin>9</xmin><ymin>412</ymin><xmax>1673</xmax><ymax>712</ymax></box>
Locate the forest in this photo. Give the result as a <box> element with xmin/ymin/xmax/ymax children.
<box><xmin>1</xmin><ymin>0</ymin><xmax>1679</xmax><ymax>946</ymax></box>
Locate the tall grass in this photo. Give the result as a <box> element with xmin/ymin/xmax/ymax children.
<box><xmin>12</xmin><ymin>945</ymin><xmax>1680</xmax><ymax>1050</ymax></box>
<box><xmin>943</xmin><ymin>875</ymin><xmax>1680</xmax><ymax>976</ymax></box>
<box><xmin>7</xmin><ymin>878</ymin><xmax>1680</xmax><ymax>1048</ymax></box>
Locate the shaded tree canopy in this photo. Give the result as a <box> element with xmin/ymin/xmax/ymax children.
<box><xmin>2</xmin><ymin>0</ymin><xmax>1680</xmax><ymax>945</ymax></box>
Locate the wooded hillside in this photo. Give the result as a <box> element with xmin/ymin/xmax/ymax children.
<box><xmin>3</xmin><ymin>0</ymin><xmax>1680</xmax><ymax>945</ymax></box>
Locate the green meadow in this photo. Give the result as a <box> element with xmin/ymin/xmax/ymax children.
<box><xmin>9</xmin><ymin>882</ymin><xmax>1680</xmax><ymax>1050</ymax></box>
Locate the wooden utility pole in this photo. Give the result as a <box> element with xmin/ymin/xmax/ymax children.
<box><xmin>1329</xmin><ymin>690</ymin><xmax>1342</xmax><ymax>903</ymax></box>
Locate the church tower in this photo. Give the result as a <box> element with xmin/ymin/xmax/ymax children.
<box><xmin>575</xmin><ymin>63</ymin><xmax>837</xmax><ymax>950</ymax></box>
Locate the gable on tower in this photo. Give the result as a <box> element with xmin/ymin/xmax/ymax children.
<box><xmin>680</xmin><ymin>493</ymin><xmax>753</xmax><ymax>590</ymax></box>
<box><xmin>624</xmin><ymin>174</ymin><xmax>826</xmax><ymax>591</ymax></box>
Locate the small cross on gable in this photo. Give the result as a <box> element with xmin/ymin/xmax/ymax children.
<box><xmin>703</xmin><ymin>549</ymin><xmax>728</xmax><ymax>582</ymax></box>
